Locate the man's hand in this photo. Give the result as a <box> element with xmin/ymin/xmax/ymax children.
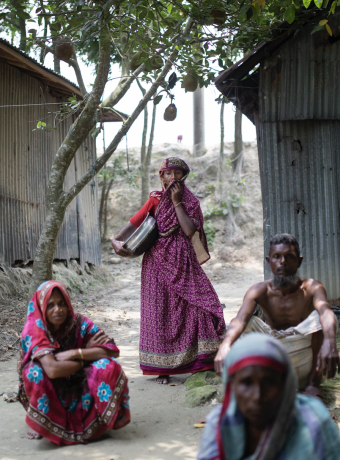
<box><xmin>214</xmin><ymin>341</ymin><xmax>231</xmax><ymax>376</ymax></box>
<box><xmin>316</xmin><ymin>338</ymin><xmax>340</xmax><ymax>379</ymax></box>
<box><xmin>171</xmin><ymin>182</ymin><xmax>183</xmax><ymax>205</ymax></box>
<box><xmin>55</xmin><ymin>350</ymin><xmax>78</xmax><ymax>361</ymax></box>
<box><xmin>86</xmin><ymin>331</ymin><xmax>111</xmax><ymax>348</ymax></box>
<box><xmin>111</xmin><ymin>239</ymin><xmax>132</xmax><ymax>258</ymax></box>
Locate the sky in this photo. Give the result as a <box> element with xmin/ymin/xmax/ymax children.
<box><xmin>1</xmin><ymin>27</ymin><xmax>256</xmax><ymax>151</ymax></box>
<box><xmin>42</xmin><ymin>54</ymin><xmax>256</xmax><ymax>151</ymax></box>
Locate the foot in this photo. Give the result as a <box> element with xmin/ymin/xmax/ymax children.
<box><xmin>155</xmin><ymin>375</ymin><xmax>170</xmax><ymax>384</ymax></box>
<box><xmin>26</xmin><ymin>429</ymin><xmax>42</xmax><ymax>440</ymax></box>
<box><xmin>303</xmin><ymin>384</ymin><xmax>324</xmax><ymax>402</ymax></box>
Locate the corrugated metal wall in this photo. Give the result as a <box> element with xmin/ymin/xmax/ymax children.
<box><xmin>0</xmin><ymin>59</ymin><xmax>101</xmax><ymax>267</ymax></box>
<box><xmin>259</xmin><ymin>17</ymin><xmax>340</xmax><ymax>122</ymax></box>
<box><xmin>257</xmin><ymin>17</ymin><xmax>340</xmax><ymax>303</ymax></box>
<box><xmin>258</xmin><ymin>120</ymin><xmax>340</xmax><ymax>302</ymax></box>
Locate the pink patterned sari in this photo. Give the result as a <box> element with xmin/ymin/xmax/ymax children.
<box><xmin>18</xmin><ymin>281</ymin><xmax>130</xmax><ymax>445</ymax></box>
<box><xmin>140</xmin><ymin>158</ymin><xmax>225</xmax><ymax>375</ymax></box>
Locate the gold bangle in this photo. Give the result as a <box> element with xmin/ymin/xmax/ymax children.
<box><xmin>174</xmin><ymin>202</ymin><xmax>182</xmax><ymax>209</ymax></box>
<box><xmin>78</xmin><ymin>348</ymin><xmax>84</xmax><ymax>361</ymax></box>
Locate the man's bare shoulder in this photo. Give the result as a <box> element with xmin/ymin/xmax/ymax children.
<box><xmin>300</xmin><ymin>278</ymin><xmax>326</xmax><ymax>293</ymax></box>
<box><xmin>245</xmin><ymin>280</ymin><xmax>271</xmax><ymax>298</ymax></box>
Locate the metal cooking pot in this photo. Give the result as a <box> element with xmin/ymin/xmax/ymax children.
<box><xmin>123</xmin><ymin>213</ymin><xmax>158</xmax><ymax>258</ymax></box>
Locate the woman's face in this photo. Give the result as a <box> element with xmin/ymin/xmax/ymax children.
<box><xmin>45</xmin><ymin>288</ymin><xmax>68</xmax><ymax>331</ymax></box>
<box><xmin>162</xmin><ymin>169</ymin><xmax>184</xmax><ymax>188</ymax></box>
<box><xmin>231</xmin><ymin>365</ymin><xmax>285</xmax><ymax>430</ymax></box>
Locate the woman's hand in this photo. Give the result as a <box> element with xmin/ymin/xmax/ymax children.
<box><xmin>86</xmin><ymin>331</ymin><xmax>111</xmax><ymax>348</ymax></box>
<box><xmin>111</xmin><ymin>239</ymin><xmax>132</xmax><ymax>258</ymax></box>
<box><xmin>55</xmin><ymin>349</ymin><xmax>79</xmax><ymax>362</ymax></box>
<box><xmin>171</xmin><ymin>182</ymin><xmax>183</xmax><ymax>205</ymax></box>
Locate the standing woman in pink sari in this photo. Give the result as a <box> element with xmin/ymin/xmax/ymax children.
<box><xmin>112</xmin><ymin>157</ymin><xmax>225</xmax><ymax>384</ymax></box>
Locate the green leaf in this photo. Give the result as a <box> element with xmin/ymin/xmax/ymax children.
<box><xmin>168</xmin><ymin>72</ymin><xmax>177</xmax><ymax>89</ymax></box>
<box><xmin>153</xmin><ymin>95</ymin><xmax>163</xmax><ymax>105</ymax></box>
<box><xmin>303</xmin><ymin>0</ymin><xmax>312</xmax><ymax>6</ymax></box>
<box><xmin>311</xmin><ymin>24</ymin><xmax>323</xmax><ymax>33</ymax></box>
<box><xmin>167</xmin><ymin>2</ymin><xmax>172</xmax><ymax>14</ymax></box>
<box><xmin>17</xmin><ymin>10</ymin><xmax>31</xmax><ymax>19</ymax></box>
<box><xmin>314</xmin><ymin>0</ymin><xmax>323</xmax><ymax>7</ymax></box>
<box><xmin>240</xmin><ymin>3</ymin><xmax>251</xmax><ymax>15</ymax></box>
<box><xmin>37</xmin><ymin>121</ymin><xmax>42</xmax><ymax>128</ymax></box>
<box><xmin>145</xmin><ymin>58</ymin><xmax>153</xmax><ymax>71</ymax></box>
<box><xmin>284</xmin><ymin>5</ymin><xmax>296</xmax><ymax>23</ymax></box>
<box><xmin>330</xmin><ymin>1</ymin><xmax>336</xmax><ymax>13</ymax></box>
<box><xmin>139</xmin><ymin>9</ymin><xmax>147</xmax><ymax>20</ymax></box>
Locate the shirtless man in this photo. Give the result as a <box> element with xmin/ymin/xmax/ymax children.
<box><xmin>214</xmin><ymin>233</ymin><xmax>339</xmax><ymax>394</ymax></box>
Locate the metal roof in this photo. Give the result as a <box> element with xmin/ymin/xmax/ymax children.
<box><xmin>0</xmin><ymin>37</ymin><xmax>83</xmax><ymax>97</ymax></box>
<box><xmin>0</xmin><ymin>38</ymin><xmax>129</xmax><ymax>121</ymax></box>
<box><xmin>214</xmin><ymin>8</ymin><xmax>334</xmax><ymax>123</ymax></box>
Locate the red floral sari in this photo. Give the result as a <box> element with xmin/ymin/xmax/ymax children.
<box><xmin>18</xmin><ymin>280</ymin><xmax>130</xmax><ymax>445</ymax></box>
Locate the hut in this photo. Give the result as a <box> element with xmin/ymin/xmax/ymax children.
<box><xmin>0</xmin><ymin>38</ymin><xmax>126</xmax><ymax>269</ymax></box>
<box><xmin>215</xmin><ymin>14</ymin><xmax>340</xmax><ymax>304</ymax></box>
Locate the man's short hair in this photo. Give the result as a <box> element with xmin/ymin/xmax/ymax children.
<box><xmin>269</xmin><ymin>233</ymin><xmax>300</xmax><ymax>257</ymax></box>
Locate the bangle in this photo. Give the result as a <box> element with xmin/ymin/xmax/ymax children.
<box><xmin>78</xmin><ymin>348</ymin><xmax>84</xmax><ymax>361</ymax></box>
<box><xmin>174</xmin><ymin>202</ymin><xmax>182</xmax><ymax>209</ymax></box>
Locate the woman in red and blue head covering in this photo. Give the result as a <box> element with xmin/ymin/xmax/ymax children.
<box><xmin>112</xmin><ymin>157</ymin><xmax>225</xmax><ymax>384</ymax></box>
<box><xmin>18</xmin><ymin>280</ymin><xmax>130</xmax><ymax>445</ymax></box>
<box><xmin>197</xmin><ymin>333</ymin><xmax>340</xmax><ymax>460</ymax></box>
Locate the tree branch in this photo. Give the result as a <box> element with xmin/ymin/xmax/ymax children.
<box><xmin>35</xmin><ymin>39</ymin><xmax>87</xmax><ymax>95</ymax></box>
<box><xmin>62</xmin><ymin>17</ymin><xmax>194</xmax><ymax>207</ymax></box>
<box><xmin>46</xmin><ymin>33</ymin><xmax>111</xmax><ymax>209</ymax></box>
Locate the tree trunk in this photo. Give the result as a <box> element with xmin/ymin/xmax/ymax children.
<box><xmin>137</xmin><ymin>80</ymin><xmax>149</xmax><ymax>206</ymax></box>
<box><xmin>218</xmin><ymin>100</ymin><xmax>225</xmax><ymax>203</ymax></box>
<box><xmin>103</xmin><ymin>179</ymin><xmax>114</xmax><ymax>239</ymax></box>
<box><xmin>141</xmin><ymin>100</ymin><xmax>157</xmax><ymax>204</ymax></box>
<box><xmin>233</xmin><ymin>107</ymin><xmax>243</xmax><ymax>177</ymax></box>
<box><xmin>99</xmin><ymin>175</ymin><xmax>107</xmax><ymax>238</ymax></box>
<box><xmin>39</xmin><ymin>13</ymin><xmax>48</xmax><ymax>64</ymax></box>
<box><xmin>29</xmin><ymin>19</ymin><xmax>194</xmax><ymax>296</ymax></box>
<box><xmin>19</xmin><ymin>17</ymin><xmax>26</xmax><ymax>52</ymax></box>
<box><xmin>52</xmin><ymin>36</ymin><xmax>61</xmax><ymax>73</ymax></box>
<box><xmin>193</xmin><ymin>86</ymin><xmax>205</xmax><ymax>157</ymax></box>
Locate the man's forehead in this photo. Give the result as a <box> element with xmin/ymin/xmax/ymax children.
<box><xmin>269</xmin><ymin>243</ymin><xmax>296</xmax><ymax>254</ymax></box>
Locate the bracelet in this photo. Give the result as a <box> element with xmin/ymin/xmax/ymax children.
<box><xmin>78</xmin><ymin>348</ymin><xmax>84</xmax><ymax>361</ymax></box>
<box><xmin>174</xmin><ymin>202</ymin><xmax>182</xmax><ymax>209</ymax></box>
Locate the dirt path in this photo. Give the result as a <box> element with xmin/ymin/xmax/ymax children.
<box><xmin>0</xmin><ymin>257</ymin><xmax>263</xmax><ymax>460</ymax></box>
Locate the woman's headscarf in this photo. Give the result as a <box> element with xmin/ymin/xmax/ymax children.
<box><xmin>20</xmin><ymin>281</ymin><xmax>76</xmax><ymax>366</ymax></box>
<box><xmin>218</xmin><ymin>333</ymin><xmax>297</xmax><ymax>460</ymax></box>
<box><xmin>150</xmin><ymin>157</ymin><xmax>210</xmax><ymax>265</ymax></box>
<box><xmin>150</xmin><ymin>157</ymin><xmax>190</xmax><ymax>199</ymax></box>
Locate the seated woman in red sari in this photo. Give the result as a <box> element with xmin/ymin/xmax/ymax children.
<box><xmin>112</xmin><ymin>157</ymin><xmax>225</xmax><ymax>384</ymax></box>
<box><xmin>18</xmin><ymin>280</ymin><xmax>130</xmax><ymax>445</ymax></box>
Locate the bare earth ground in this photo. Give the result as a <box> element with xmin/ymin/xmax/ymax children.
<box><xmin>0</xmin><ymin>142</ymin><xmax>265</xmax><ymax>459</ymax></box>
<box><xmin>0</xmin><ymin>257</ymin><xmax>263</xmax><ymax>460</ymax></box>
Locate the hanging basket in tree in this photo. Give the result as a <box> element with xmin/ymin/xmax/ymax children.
<box><xmin>164</xmin><ymin>103</ymin><xmax>177</xmax><ymax>121</ymax></box>
<box><xmin>55</xmin><ymin>37</ymin><xmax>74</xmax><ymax>62</ymax></box>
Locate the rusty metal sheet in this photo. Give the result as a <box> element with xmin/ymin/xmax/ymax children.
<box><xmin>0</xmin><ymin>59</ymin><xmax>100</xmax><ymax>267</ymax></box>
<box><xmin>259</xmin><ymin>17</ymin><xmax>340</xmax><ymax>122</ymax></box>
<box><xmin>258</xmin><ymin>120</ymin><xmax>340</xmax><ymax>302</ymax></box>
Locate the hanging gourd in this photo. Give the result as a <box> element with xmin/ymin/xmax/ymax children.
<box><xmin>55</xmin><ymin>37</ymin><xmax>74</xmax><ymax>62</ymax></box>
<box><xmin>130</xmin><ymin>51</ymin><xmax>145</xmax><ymax>72</ymax></box>
<box><xmin>164</xmin><ymin>103</ymin><xmax>177</xmax><ymax>121</ymax></box>
<box><xmin>182</xmin><ymin>73</ymin><xmax>198</xmax><ymax>92</ymax></box>
<box><xmin>209</xmin><ymin>6</ymin><xmax>227</xmax><ymax>25</ymax></box>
